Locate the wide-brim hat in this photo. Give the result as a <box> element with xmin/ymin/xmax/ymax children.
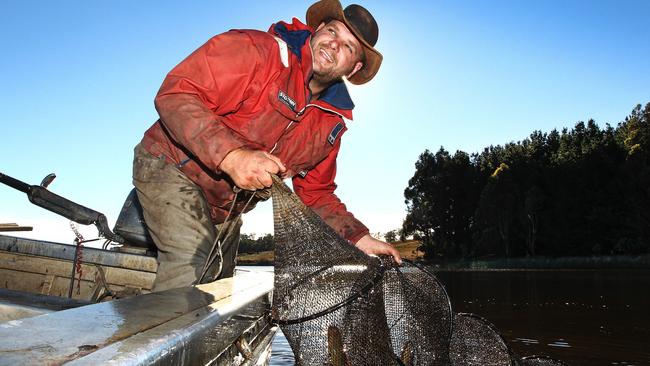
<box><xmin>306</xmin><ymin>0</ymin><xmax>383</xmax><ymax>85</ymax></box>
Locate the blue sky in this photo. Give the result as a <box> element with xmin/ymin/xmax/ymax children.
<box><xmin>1</xmin><ymin>1</ymin><xmax>649</xmax><ymax>244</ymax></box>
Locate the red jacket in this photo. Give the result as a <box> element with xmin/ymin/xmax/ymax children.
<box><xmin>140</xmin><ymin>19</ymin><xmax>369</xmax><ymax>243</ymax></box>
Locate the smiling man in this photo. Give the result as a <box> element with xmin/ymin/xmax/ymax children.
<box><xmin>133</xmin><ymin>0</ymin><xmax>401</xmax><ymax>291</ymax></box>
<box><xmin>309</xmin><ymin>20</ymin><xmax>364</xmax><ymax>93</ymax></box>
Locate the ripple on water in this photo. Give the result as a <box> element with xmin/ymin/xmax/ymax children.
<box><xmin>513</xmin><ymin>337</ymin><xmax>540</xmax><ymax>345</ymax></box>
<box><xmin>547</xmin><ymin>339</ymin><xmax>571</xmax><ymax>348</ymax></box>
<box><xmin>270</xmin><ymin>329</ymin><xmax>294</xmax><ymax>366</ymax></box>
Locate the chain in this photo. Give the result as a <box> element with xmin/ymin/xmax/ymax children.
<box><xmin>70</xmin><ymin>222</ymin><xmax>85</xmax><ymax>295</ymax></box>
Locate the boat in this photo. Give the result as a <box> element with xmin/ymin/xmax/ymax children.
<box><xmin>0</xmin><ymin>172</ymin><xmax>277</xmax><ymax>365</ymax></box>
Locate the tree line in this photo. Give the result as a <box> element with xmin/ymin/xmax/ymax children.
<box><xmin>239</xmin><ymin>233</ymin><xmax>274</xmax><ymax>254</ymax></box>
<box><xmin>403</xmin><ymin>103</ymin><xmax>650</xmax><ymax>260</ymax></box>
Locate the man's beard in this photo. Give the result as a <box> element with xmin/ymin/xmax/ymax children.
<box><xmin>311</xmin><ymin>43</ymin><xmax>347</xmax><ymax>85</ymax></box>
<box><xmin>312</xmin><ymin>68</ymin><xmax>343</xmax><ymax>85</ymax></box>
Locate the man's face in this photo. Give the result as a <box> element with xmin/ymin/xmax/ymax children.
<box><xmin>310</xmin><ymin>20</ymin><xmax>364</xmax><ymax>84</ymax></box>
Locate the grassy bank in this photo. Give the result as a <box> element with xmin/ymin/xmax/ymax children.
<box><xmin>237</xmin><ymin>250</ymin><xmax>274</xmax><ymax>266</ymax></box>
<box><xmin>428</xmin><ymin>254</ymin><xmax>650</xmax><ymax>270</ymax></box>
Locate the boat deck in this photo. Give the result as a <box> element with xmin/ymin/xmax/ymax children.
<box><xmin>0</xmin><ymin>234</ymin><xmax>276</xmax><ymax>366</ymax></box>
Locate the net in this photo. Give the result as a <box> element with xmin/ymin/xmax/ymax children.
<box><xmin>270</xmin><ymin>176</ymin><xmax>567</xmax><ymax>365</ymax></box>
<box><xmin>271</xmin><ymin>175</ymin><xmax>391</xmax><ymax>365</ymax></box>
<box><xmin>449</xmin><ymin>313</ymin><xmax>514</xmax><ymax>365</ymax></box>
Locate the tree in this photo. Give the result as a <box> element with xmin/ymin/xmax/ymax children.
<box><xmin>404</xmin><ymin>148</ymin><xmax>480</xmax><ymax>259</ymax></box>
<box><xmin>404</xmin><ymin>102</ymin><xmax>650</xmax><ymax>260</ymax></box>
<box><xmin>617</xmin><ymin>103</ymin><xmax>650</xmax><ymax>253</ymax></box>
<box><xmin>238</xmin><ymin>233</ymin><xmax>274</xmax><ymax>253</ymax></box>
<box><xmin>384</xmin><ymin>230</ymin><xmax>398</xmax><ymax>243</ymax></box>
<box><xmin>474</xmin><ymin>163</ymin><xmax>518</xmax><ymax>257</ymax></box>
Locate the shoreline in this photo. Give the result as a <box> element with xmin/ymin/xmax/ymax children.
<box><xmin>425</xmin><ymin>253</ymin><xmax>650</xmax><ymax>270</ymax></box>
<box><xmin>238</xmin><ymin>241</ymin><xmax>650</xmax><ymax>269</ymax></box>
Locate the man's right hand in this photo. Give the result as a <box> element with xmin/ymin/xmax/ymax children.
<box><xmin>219</xmin><ymin>148</ymin><xmax>286</xmax><ymax>190</ymax></box>
<box><xmin>355</xmin><ymin>234</ymin><xmax>403</xmax><ymax>264</ymax></box>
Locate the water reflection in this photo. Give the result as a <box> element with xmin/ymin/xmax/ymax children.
<box><xmin>270</xmin><ymin>329</ymin><xmax>294</xmax><ymax>365</ymax></box>
<box><xmin>271</xmin><ymin>269</ymin><xmax>650</xmax><ymax>366</ymax></box>
<box><xmin>435</xmin><ymin>269</ymin><xmax>650</xmax><ymax>366</ymax></box>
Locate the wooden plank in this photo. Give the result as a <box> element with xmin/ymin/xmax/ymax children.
<box><xmin>0</xmin><ymin>269</ymin><xmax>145</xmax><ymax>301</ymax></box>
<box><xmin>40</xmin><ymin>274</ymin><xmax>56</xmax><ymax>296</ymax></box>
<box><xmin>0</xmin><ymin>270</ymin><xmax>50</xmax><ymax>295</ymax></box>
<box><xmin>0</xmin><ymin>252</ymin><xmax>155</xmax><ymax>290</ymax></box>
<box><xmin>0</xmin><ymin>223</ymin><xmax>33</xmax><ymax>232</ymax></box>
<box><xmin>0</xmin><ymin>235</ymin><xmax>157</xmax><ymax>273</ymax></box>
<box><xmin>46</xmin><ymin>274</ymin><xmax>113</xmax><ymax>299</ymax></box>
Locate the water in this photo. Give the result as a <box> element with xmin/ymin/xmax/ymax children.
<box><xmin>436</xmin><ymin>269</ymin><xmax>650</xmax><ymax>366</ymax></box>
<box><xmin>269</xmin><ymin>269</ymin><xmax>650</xmax><ymax>366</ymax></box>
<box><xmin>270</xmin><ymin>329</ymin><xmax>294</xmax><ymax>365</ymax></box>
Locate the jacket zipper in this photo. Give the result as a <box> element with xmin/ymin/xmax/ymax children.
<box><xmin>295</xmin><ymin>103</ymin><xmax>344</xmax><ymax>118</ymax></box>
<box><xmin>272</xmin><ymin>101</ymin><xmax>344</xmax><ymax>153</ymax></box>
<box><xmin>269</xmin><ymin>121</ymin><xmax>294</xmax><ymax>154</ymax></box>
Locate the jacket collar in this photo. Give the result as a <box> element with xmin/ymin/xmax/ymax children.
<box><xmin>270</xmin><ymin>19</ymin><xmax>355</xmax><ymax>120</ymax></box>
<box><xmin>317</xmin><ymin>81</ymin><xmax>355</xmax><ymax>111</ymax></box>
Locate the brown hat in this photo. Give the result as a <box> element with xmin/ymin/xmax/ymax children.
<box><xmin>306</xmin><ymin>0</ymin><xmax>383</xmax><ymax>85</ymax></box>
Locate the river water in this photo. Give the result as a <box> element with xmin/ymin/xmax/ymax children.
<box><xmin>269</xmin><ymin>269</ymin><xmax>650</xmax><ymax>366</ymax></box>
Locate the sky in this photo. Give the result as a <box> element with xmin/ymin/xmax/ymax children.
<box><xmin>1</xmin><ymin>1</ymin><xmax>649</xmax><ymax>246</ymax></box>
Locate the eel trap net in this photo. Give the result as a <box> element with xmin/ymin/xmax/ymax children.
<box><xmin>270</xmin><ymin>176</ymin><xmax>566</xmax><ymax>366</ymax></box>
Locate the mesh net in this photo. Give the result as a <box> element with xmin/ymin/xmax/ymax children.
<box><xmin>382</xmin><ymin>258</ymin><xmax>453</xmax><ymax>365</ymax></box>
<box><xmin>449</xmin><ymin>313</ymin><xmax>514</xmax><ymax>365</ymax></box>
<box><xmin>270</xmin><ymin>176</ymin><xmax>384</xmax><ymax>326</ymax></box>
<box><xmin>270</xmin><ymin>176</ymin><xmax>567</xmax><ymax>365</ymax></box>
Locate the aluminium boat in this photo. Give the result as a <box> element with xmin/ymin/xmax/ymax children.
<box><xmin>0</xmin><ymin>172</ymin><xmax>276</xmax><ymax>365</ymax></box>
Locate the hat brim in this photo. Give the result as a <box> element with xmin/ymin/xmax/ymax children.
<box><xmin>306</xmin><ymin>0</ymin><xmax>383</xmax><ymax>85</ymax></box>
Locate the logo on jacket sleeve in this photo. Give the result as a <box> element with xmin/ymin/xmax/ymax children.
<box><xmin>328</xmin><ymin>122</ymin><xmax>344</xmax><ymax>145</ymax></box>
<box><xmin>278</xmin><ymin>90</ymin><xmax>296</xmax><ymax>111</ymax></box>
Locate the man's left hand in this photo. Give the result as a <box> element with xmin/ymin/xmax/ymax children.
<box><xmin>354</xmin><ymin>234</ymin><xmax>402</xmax><ymax>264</ymax></box>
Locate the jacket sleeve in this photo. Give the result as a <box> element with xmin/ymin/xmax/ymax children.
<box><xmin>292</xmin><ymin>140</ymin><xmax>370</xmax><ymax>243</ymax></box>
<box><xmin>154</xmin><ymin>31</ymin><xmax>263</xmax><ymax>172</ymax></box>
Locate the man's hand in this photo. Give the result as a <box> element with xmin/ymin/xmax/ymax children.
<box><xmin>355</xmin><ymin>234</ymin><xmax>402</xmax><ymax>264</ymax></box>
<box><xmin>219</xmin><ymin>148</ymin><xmax>286</xmax><ymax>190</ymax></box>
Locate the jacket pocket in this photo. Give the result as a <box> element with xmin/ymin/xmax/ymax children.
<box><xmin>133</xmin><ymin>144</ymin><xmax>172</xmax><ymax>182</ymax></box>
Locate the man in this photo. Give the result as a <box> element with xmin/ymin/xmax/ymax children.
<box><xmin>133</xmin><ymin>0</ymin><xmax>401</xmax><ymax>291</ymax></box>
